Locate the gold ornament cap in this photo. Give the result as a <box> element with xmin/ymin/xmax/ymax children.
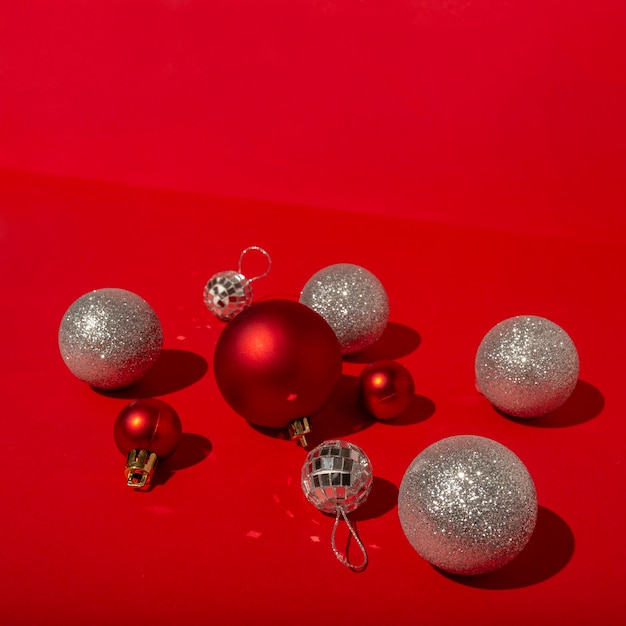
<box><xmin>288</xmin><ymin>417</ymin><xmax>311</xmax><ymax>447</ymax></box>
<box><xmin>124</xmin><ymin>449</ymin><xmax>158</xmax><ymax>489</ymax></box>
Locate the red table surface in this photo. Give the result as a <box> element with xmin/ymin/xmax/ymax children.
<box><xmin>1</xmin><ymin>2</ymin><xmax>626</xmax><ymax>625</ymax></box>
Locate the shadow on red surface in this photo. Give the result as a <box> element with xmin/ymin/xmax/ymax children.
<box><xmin>311</xmin><ymin>373</ymin><xmax>435</xmax><ymax>438</ymax></box>
<box><xmin>344</xmin><ymin>322</ymin><xmax>422</xmax><ymax>363</ymax></box>
<box><xmin>352</xmin><ymin>476</ymin><xmax>400</xmax><ymax>522</ymax></box>
<box><xmin>249</xmin><ymin>373</ymin><xmax>435</xmax><ymax>447</ymax></box>
<box><xmin>376</xmin><ymin>393</ymin><xmax>437</xmax><ymax>427</ymax></box>
<box><xmin>248</xmin><ymin>374</ymin><xmax>376</xmax><ymax>445</ymax></box>
<box><xmin>442</xmin><ymin>505</ymin><xmax>574</xmax><ymax>589</ymax></box>
<box><xmin>502</xmin><ymin>380</ymin><xmax>604</xmax><ymax>428</ymax></box>
<box><xmin>94</xmin><ymin>348</ymin><xmax>209</xmax><ymax>398</ymax></box>
<box><xmin>146</xmin><ymin>433</ymin><xmax>213</xmax><ymax>489</ymax></box>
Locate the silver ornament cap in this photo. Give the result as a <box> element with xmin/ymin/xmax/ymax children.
<box><xmin>398</xmin><ymin>435</ymin><xmax>538</xmax><ymax>575</ymax></box>
<box><xmin>58</xmin><ymin>288</ymin><xmax>163</xmax><ymax>389</ymax></box>
<box><xmin>475</xmin><ymin>315</ymin><xmax>579</xmax><ymax>417</ymax></box>
<box><xmin>300</xmin><ymin>263</ymin><xmax>389</xmax><ymax>355</ymax></box>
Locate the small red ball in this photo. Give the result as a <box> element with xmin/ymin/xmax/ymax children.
<box><xmin>113</xmin><ymin>398</ymin><xmax>182</xmax><ymax>458</ymax></box>
<box><xmin>214</xmin><ymin>299</ymin><xmax>343</xmax><ymax>429</ymax></box>
<box><xmin>356</xmin><ymin>360</ymin><xmax>415</xmax><ymax>420</ymax></box>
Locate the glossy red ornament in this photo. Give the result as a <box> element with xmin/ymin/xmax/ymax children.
<box><xmin>113</xmin><ymin>398</ymin><xmax>182</xmax><ymax>488</ymax></box>
<box><xmin>214</xmin><ymin>299</ymin><xmax>342</xmax><ymax>431</ymax></box>
<box><xmin>356</xmin><ymin>360</ymin><xmax>415</xmax><ymax>420</ymax></box>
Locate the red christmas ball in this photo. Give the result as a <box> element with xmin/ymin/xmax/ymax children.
<box><xmin>356</xmin><ymin>360</ymin><xmax>415</xmax><ymax>420</ymax></box>
<box><xmin>214</xmin><ymin>299</ymin><xmax>343</xmax><ymax>429</ymax></box>
<box><xmin>113</xmin><ymin>398</ymin><xmax>182</xmax><ymax>458</ymax></box>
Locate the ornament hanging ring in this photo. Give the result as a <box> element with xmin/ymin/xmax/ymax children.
<box><xmin>203</xmin><ymin>246</ymin><xmax>273</xmax><ymax>322</ymax></box>
<box><xmin>331</xmin><ymin>506</ymin><xmax>368</xmax><ymax>572</ymax></box>
<box><xmin>238</xmin><ymin>246</ymin><xmax>272</xmax><ymax>284</ymax></box>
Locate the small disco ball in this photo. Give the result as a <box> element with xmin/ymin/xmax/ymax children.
<box><xmin>203</xmin><ymin>271</ymin><xmax>252</xmax><ymax>321</ymax></box>
<box><xmin>301</xmin><ymin>440</ymin><xmax>373</xmax><ymax>514</ymax></box>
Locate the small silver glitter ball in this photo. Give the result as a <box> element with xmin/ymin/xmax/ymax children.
<box><xmin>58</xmin><ymin>288</ymin><xmax>163</xmax><ymax>389</ymax></box>
<box><xmin>302</xmin><ymin>440</ymin><xmax>373</xmax><ymax>514</ymax></box>
<box><xmin>398</xmin><ymin>435</ymin><xmax>537</xmax><ymax>575</ymax></box>
<box><xmin>299</xmin><ymin>264</ymin><xmax>389</xmax><ymax>354</ymax></box>
<box><xmin>475</xmin><ymin>315</ymin><xmax>579</xmax><ymax>417</ymax></box>
<box><xmin>203</xmin><ymin>270</ymin><xmax>252</xmax><ymax>321</ymax></box>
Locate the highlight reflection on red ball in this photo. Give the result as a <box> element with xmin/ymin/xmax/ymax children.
<box><xmin>214</xmin><ymin>299</ymin><xmax>342</xmax><ymax>429</ymax></box>
<box><xmin>357</xmin><ymin>360</ymin><xmax>415</xmax><ymax>420</ymax></box>
<box><xmin>113</xmin><ymin>398</ymin><xmax>182</xmax><ymax>457</ymax></box>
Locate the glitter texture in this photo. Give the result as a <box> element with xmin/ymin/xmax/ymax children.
<box><xmin>475</xmin><ymin>315</ymin><xmax>579</xmax><ymax>417</ymax></box>
<box><xmin>398</xmin><ymin>435</ymin><xmax>537</xmax><ymax>575</ymax></box>
<box><xmin>299</xmin><ymin>264</ymin><xmax>389</xmax><ymax>354</ymax></box>
<box><xmin>58</xmin><ymin>288</ymin><xmax>163</xmax><ymax>389</ymax></box>
<box><xmin>302</xmin><ymin>440</ymin><xmax>373</xmax><ymax>514</ymax></box>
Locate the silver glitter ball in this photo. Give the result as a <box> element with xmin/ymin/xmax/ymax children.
<box><xmin>203</xmin><ymin>271</ymin><xmax>252</xmax><ymax>321</ymax></box>
<box><xmin>299</xmin><ymin>264</ymin><xmax>389</xmax><ymax>354</ymax></box>
<box><xmin>476</xmin><ymin>315</ymin><xmax>579</xmax><ymax>417</ymax></box>
<box><xmin>302</xmin><ymin>440</ymin><xmax>373</xmax><ymax>514</ymax></box>
<box><xmin>58</xmin><ymin>288</ymin><xmax>163</xmax><ymax>389</ymax></box>
<box><xmin>398</xmin><ymin>435</ymin><xmax>537</xmax><ymax>575</ymax></box>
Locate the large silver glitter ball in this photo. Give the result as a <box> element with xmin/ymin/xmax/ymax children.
<box><xmin>203</xmin><ymin>270</ymin><xmax>253</xmax><ymax>322</ymax></box>
<box><xmin>398</xmin><ymin>435</ymin><xmax>537</xmax><ymax>575</ymax></box>
<box><xmin>299</xmin><ymin>264</ymin><xmax>389</xmax><ymax>354</ymax></box>
<box><xmin>58</xmin><ymin>288</ymin><xmax>163</xmax><ymax>389</ymax></box>
<box><xmin>475</xmin><ymin>315</ymin><xmax>579</xmax><ymax>417</ymax></box>
<box><xmin>302</xmin><ymin>440</ymin><xmax>373</xmax><ymax>514</ymax></box>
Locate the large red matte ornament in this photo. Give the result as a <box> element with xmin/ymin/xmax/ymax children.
<box><xmin>356</xmin><ymin>360</ymin><xmax>415</xmax><ymax>420</ymax></box>
<box><xmin>114</xmin><ymin>398</ymin><xmax>182</xmax><ymax>488</ymax></box>
<box><xmin>214</xmin><ymin>299</ymin><xmax>342</xmax><ymax>431</ymax></box>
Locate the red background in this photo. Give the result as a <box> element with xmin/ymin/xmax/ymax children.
<box><xmin>1</xmin><ymin>1</ymin><xmax>625</xmax><ymax>624</ymax></box>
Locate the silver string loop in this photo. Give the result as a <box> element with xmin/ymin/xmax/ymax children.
<box><xmin>238</xmin><ymin>246</ymin><xmax>272</xmax><ymax>283</ymax></box>
<box><xmin>330</xmin><ymin>506</ymin><xmax>368</xmax><ymax>572</ymax></box>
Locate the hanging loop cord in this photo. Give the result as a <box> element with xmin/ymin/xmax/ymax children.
<box><xmin>238</xmin><ymin>246</ymin><xmax>272</xmax><ymax>283</ymax></box>
<box><xmin>330</xmin><ymin>506</ymin><xmax>368</xmax><ymax>572</ymax></box>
